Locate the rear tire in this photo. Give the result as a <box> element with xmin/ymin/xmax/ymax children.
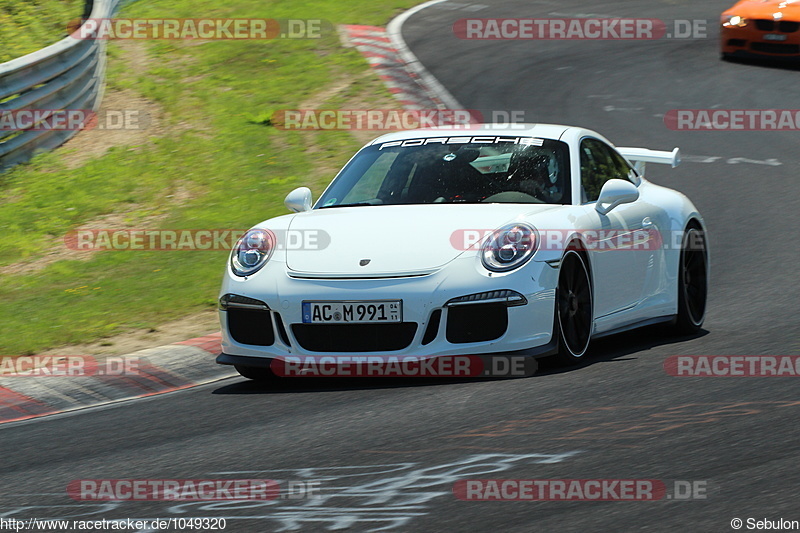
<box><xmin>234</xmin><ymin>364</ymin><xmax>277</xmax><ymax>382</ymax></box>
<box><xmin>673</xmin><ymin>226</ymin><xmax>708</xmax><ymax>334</ymax></box>
<box><xmin>551</xmin><ymin>250</ymin><xmax>593</xmax><ymax>366</ymax></box>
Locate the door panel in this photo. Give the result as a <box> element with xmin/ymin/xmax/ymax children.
<box><xmin>579</xmin><ymin>138</ymin><xmax>651</xmax><ymax>318</ymax></box>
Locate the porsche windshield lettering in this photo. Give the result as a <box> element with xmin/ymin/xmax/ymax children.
<box><xmin>378</xmin><ymin>136</ymin><xmax>545</xmax><ymax>149</ymax></box>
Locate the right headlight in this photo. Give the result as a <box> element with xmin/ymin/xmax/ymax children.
<box><xmin>481</xmin><ymin>223</ymin><xmax>538</xmax><ymax>272</ymax></box>
<box><xmin>721</xmin><ymin>15</ymin><xmax>747</xmax><ymax>27</ymax></box>
<box><xmin>230</xmin><ymin>228</ymin><xmax>276</xmax><ymax>277</ymax></box>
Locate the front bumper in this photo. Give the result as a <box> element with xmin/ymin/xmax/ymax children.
<box><xmin>217</xmin><ymin>255</ymin><xmax>559</xmax><ymax>362</ymax></box>
<box><xmin>721</xmin><ymin>24</ymin><xmax>800</xmax><ymax>58</ymax></box>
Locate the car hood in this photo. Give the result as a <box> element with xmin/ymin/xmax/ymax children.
<box><xmin>284</xmin><ymin>204</ymin><xmax>558</xmax><ymax>277</ymax></box>
<box><xmin>726</xmin><ymin>0</ymin><xmax>800</xmax><ymax>17</ymax></box>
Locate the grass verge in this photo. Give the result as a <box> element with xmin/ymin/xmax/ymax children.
<box><xmin>0</xmin><ymin>0</ymin><xmax>85</xmax><ymax>63</ymax></box>
<box><xmin>0</xmin><ymin>0</ymin><xmax>420</xmax><ymax>354</ymax></box>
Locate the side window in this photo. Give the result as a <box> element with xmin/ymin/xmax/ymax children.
<box><xmin>579</xmin><ymin>138</ymin><xmax>635</xmax><ymax>203</ymax></box>
<box><xmin>608</xmin><ymin>148</ymin><xmax>638</xmax><ymax>183</ymax></box>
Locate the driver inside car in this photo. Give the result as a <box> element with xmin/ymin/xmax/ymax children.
<box><xmin>503</xmin><ymin>150</ymin><xmax>562</xmax><ymax>203</ymax></box>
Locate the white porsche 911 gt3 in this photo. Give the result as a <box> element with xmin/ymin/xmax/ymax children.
<box><xmin>217</xmin><ymin>124</ymin><xmax>708</xmax><ymax>379</ymax></box>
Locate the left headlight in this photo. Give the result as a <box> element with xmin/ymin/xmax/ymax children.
<box><xmin>230</xmin><ymin>228</ymin><xmax>276</xmax><ymax>277</ymax></box>
<box><xmin>481</xmin><ymin>223</ymin><xmax>538</xmax><ymax>272</ymax></box>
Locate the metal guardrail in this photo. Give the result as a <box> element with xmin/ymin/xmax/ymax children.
<box><xmin>0</xmin><ymin>0</ymin><xmax>133</xmax><ymax>173</ymax></box>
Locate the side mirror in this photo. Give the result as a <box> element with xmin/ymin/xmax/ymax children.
<box><xmin>595</xmin><ymin>179</ymin><xmax>639</xmax><ymax>215</ymax></box>
<box><xmin>285</xmin><ymin>187</ymin><xmax>312</xmax><ymax>213</ymax></box>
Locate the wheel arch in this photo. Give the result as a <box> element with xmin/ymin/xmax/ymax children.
<box><xmin>565</xmin><ymin>237</ymin><xmax>594</xmax><ymax>292</ymax></box>
<box><xmin>681</xmin><ymin>216</ymin><xmax>710</xmax><ymax>279</ymax></box>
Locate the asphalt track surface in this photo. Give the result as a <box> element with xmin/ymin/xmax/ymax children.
<box><xmin>2</xmin><ymin>1</ymin><xmax>800</xmax><ymax>531</ymax></box>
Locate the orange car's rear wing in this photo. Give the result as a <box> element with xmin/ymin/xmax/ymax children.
<box><xmin>617</xmin><ymin>147</ymin><xmax>681</xmax><ymax>175</ymax></box>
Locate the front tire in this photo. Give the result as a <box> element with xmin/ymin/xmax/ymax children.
<box><xmin>673</xmin><ymin>226</ymin><xmax>708</xmax><ymax>334</ymax></box>
<box><xmin>551</xmin><ymin>250</ymin><xmax>593</xmax><ymax>365</ymax></box>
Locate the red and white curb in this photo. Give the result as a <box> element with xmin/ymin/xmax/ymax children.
<box><xmin>0</xmin><ymin>333</ymin><xmax>235</xmax><ymax>425</ymax></box>
<box><xmin>342</xmin><ymin>0</ymin><xmax>464</xmax><ymax>111</ymax></box>
<box><xmin>342</xmin><ymin>25</ymin><xmax>446</xmax><ymax>109</ymax></box>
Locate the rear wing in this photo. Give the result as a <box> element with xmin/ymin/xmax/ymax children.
<box><xmin>617</xmin><ymin>147</ymin><xmax>681</xmax><ymax>175</ymax></box>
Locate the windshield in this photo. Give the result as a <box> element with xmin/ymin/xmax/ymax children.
<box><xmin>316</xmin><ymin>136</ymin><xmax>571</xmax><ymax>207</ymax></box>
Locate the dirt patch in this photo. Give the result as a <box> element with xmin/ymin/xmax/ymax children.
<box><xmin>116</xmin><ymin>39</ymin><xmax>149</xmax><ymax>73</ymax></box>
<box><xmin>59</xmin><ymin>88</ymin><xmax>165</xmax><ymax>169</ymax></box>
<box><xmin>60</xmin><ymin>41</ymin><xmax>165</xmax><ymax>169</ymax></box>
<box><xmin>0</xmin><ymin>180</ymin><xmax>197</xmax><ymax>276</ymax></box>
<box><xmin>294</xmin><ymin>71</ymin><xmax>400</xmax><ymax>177</ymax></box>
<box><xmin>37</xmin><ymin>308</ymin><xmax>220</xmax><ymax>359</ymax></box>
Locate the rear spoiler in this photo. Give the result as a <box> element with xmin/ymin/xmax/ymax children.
<box><xmin>617</xmin><ymin>147</ymin><xmax>681</xmax><ymax>175</ymax></box>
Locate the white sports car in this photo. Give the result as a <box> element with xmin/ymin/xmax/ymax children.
<box><xmin>217</xmin><ymin>124</ymin><xmax>708</xmax><ymax>379</ymax></box>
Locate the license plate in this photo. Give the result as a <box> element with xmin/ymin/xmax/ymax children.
<box><xmin>302</xmin><ymin>301</ymin><xmax>402</xmax><ymax>323</ymax></box>
<box><xmin>764</xmin><ymin>33</ymin><xmax>788</xmax><ymax>41</ymax></box>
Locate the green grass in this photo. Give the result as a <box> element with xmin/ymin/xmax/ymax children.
<box><xmin>0</xmin><ymin>0</ymin><xmax>84</xmax><ymax>63</ymax></box>
<box><xmin>0</xmin><ymin>0</ymin><xmax>420</xmax><ymax>354</ymax></box>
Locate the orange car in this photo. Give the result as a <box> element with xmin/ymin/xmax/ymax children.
<box><xmin>721</xmin><ymin>0</ymin><xmax>800</xmax><ymax>59</ymax></box>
